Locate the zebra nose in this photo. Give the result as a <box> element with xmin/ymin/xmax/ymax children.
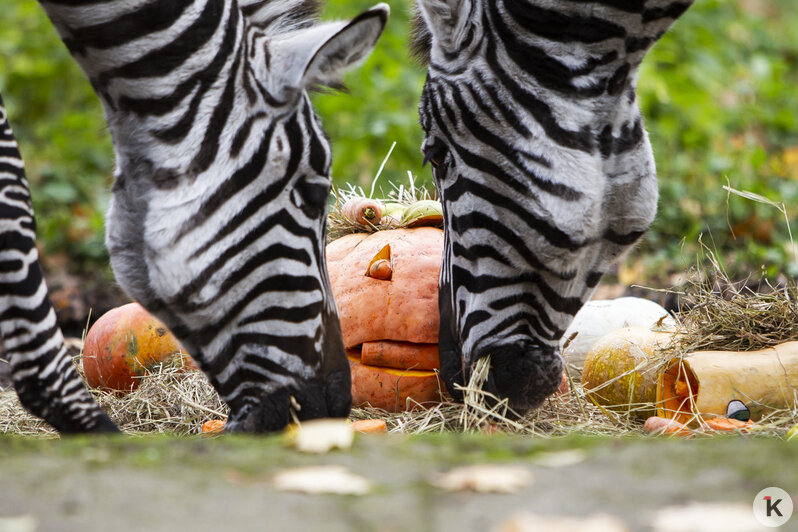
<box><xmin>480</xmin><ymin>341</ymin><xmax>564</xmax><ymax>412</ymax></box>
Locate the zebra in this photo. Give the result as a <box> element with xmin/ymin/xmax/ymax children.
<box><xmin>413</xmin><ymin>0</ymin><xmax>694</xmax><ymax>411</ymax></box>
<box><xmin>4</xmin><ymin>0</ymin><xmax>389</xmax><ymax>433</ymax></box>
<box><xmin>0</xmin><ymin>94</ymin><xmax>118</xmax><ymax>432</ymax></box>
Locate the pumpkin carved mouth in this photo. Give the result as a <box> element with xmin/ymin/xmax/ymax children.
<box><xmin>327</xmin><ymin>228</ymin><xmax>446</xmax><ymax>411</ymax></box>
<box><xmin>346</xmin><ymin>343</ymin><xmax>442</xmax><ymax>413</ymax></box>
<box><xmin>360</xmin><ymin>340</ymin><xmax>439</xmax><ymax>371</ymax></box>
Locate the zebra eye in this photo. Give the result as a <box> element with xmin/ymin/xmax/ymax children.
<box><xmin>292</xmin><ymin>177</ymin><xmax>329</xmax><ymax>218</ymax></box>
<box><xmin>422</xmin><ymin>138</ymin><xmax>448</xmax><ymax>168</ymax></box>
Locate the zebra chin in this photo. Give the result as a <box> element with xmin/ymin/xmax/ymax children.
<box><xmin>440</xmin><ymin>339</ymin><xmax>564</xmax><ymax>413</ymax></box>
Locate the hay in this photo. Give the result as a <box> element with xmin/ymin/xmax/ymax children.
<box><xmin>674</xmin><ymin>249</ymin><xmax>798</xmax><ymax>353</ymax></box>
<box><xmin>2</xmin><ymin>349</ymin><xmax>795</xmax><ymax>438</ymax></box>
<box><xmin>327</xmin><ymin>174</ymin><xmax>439</xmax><ymax>242</ymax></box>
<box><xmin>349</xmin><ymin>358</ymin><xmax>635</xmax><ymax>437</ymax></box>
<box><xmin>0</xmin><ymin>357</ymin><xmax>227</xmax><ymax>437</ymax></box>
<box><xmin>93</xmin><ymin>361</ymin><xmax>227</xmax><ymax>434</ymax></box>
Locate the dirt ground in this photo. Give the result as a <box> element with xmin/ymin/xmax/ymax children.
<box><xmin>1</xmin><ymin>434</ymin><xmax>795</xmax><ymax>532</ymax></box>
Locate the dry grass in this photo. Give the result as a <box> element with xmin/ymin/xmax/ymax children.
<box><xmin>0</xmin><ymin>359</ymin><xmax>227</xmax><ymax>437</ymax></box>
<box><xmin>349</xmin><ymin>358</ymin><xmax>638</xmax><ymax>437</ymax></box>
<box><xmin>674</xmin><ymin>248</ymin><xmax>798</xmax><ymax>353</ymax></box>
<box><xmin>327</xmin><ymin>169</ymin><xmax>439</xmax><ymax>242</ymax></box>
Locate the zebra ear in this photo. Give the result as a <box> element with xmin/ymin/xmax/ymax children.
<box><xmin>270</xmin><ymin>4</ymin><xmax>389</xmax><ymax>94</ymax></box>
<box><xmin>416</xmin><ymin>0</ymin><xmax>473</xmax><ymax>52</ymax></box>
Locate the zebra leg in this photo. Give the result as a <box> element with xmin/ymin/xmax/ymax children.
<box><xmin>0</xmin><ymin>95</ymin><xmax>118</xmax><ymax>433</ymax></box>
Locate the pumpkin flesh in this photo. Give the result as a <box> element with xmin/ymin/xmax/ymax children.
<box><xmin>347</xmin><ymin>352</ymin><xmax>443</xmax><ymax>412</ymax></box>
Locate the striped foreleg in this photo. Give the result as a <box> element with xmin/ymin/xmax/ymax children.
<box><xmin>0</xmin><ymin>96</ymin><xmax>118</xmax><ymax>433</ymax></box>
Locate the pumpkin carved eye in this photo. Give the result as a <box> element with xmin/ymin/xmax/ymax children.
<box><xmin>365</xmin><ymin>244</ymin><xmax>392</xmax><ymax>281</ymax></box>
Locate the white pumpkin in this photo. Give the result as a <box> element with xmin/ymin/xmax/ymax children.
<box><xmin>560</xmin><ymin>297</ymin><xmax>674</xmax><ymax>368</ymax></box>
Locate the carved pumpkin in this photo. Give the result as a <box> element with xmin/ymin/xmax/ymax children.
<box><xmin>83</xmin><ymin>303</ymin><xmax>194</xmax><ymax>393</ymax></box>
<box><xmin>327</xmin><ymin>228</ymin><xmax>445</xmax><ymax>411</ymax></box>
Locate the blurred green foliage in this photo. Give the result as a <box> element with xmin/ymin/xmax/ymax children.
<box><xmin>1</xmin><ymin>0</ymin><xmax>797</xmax><ymax>281</ymax></box>
<box><xmin>637</xmin><ymin>0</ymin><xmax>798</xmax><ymax>279</ymax></box>
<box><xmin>1</xmin><ymin>1</ymin><xmax>113</xmax><ymax>269</ymax></box>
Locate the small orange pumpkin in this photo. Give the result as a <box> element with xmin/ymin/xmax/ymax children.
<box><xmin>82</xmin><ymin>303</ymin><xmax>194</xmax><ymax>393</ymax></box>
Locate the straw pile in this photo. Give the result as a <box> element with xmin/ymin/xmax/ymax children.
<box><xmin>327</xmin><ymin>180</ymin><xmax>438</xmax><ymax>242</ymax></box>
<box><xmin>0</xmin><ymin>358</ymin><xmax>227</xmax><ymax>437</ymax></box>
<box><xmin>1</xmin><ymin>326</ymin><xmax>795</xmax><ymax>438</ymax></box>
<box><xmin>675</xmin><ymin>251</ymin><xmax>798</xmax><ymax>353</ymax></box>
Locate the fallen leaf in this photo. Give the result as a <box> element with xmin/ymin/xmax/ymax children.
<box><xmin>272</xmin><ymin>465</ymin><xmax>370</xmax><ymax>495</ymax></box>
<box><xmin>531</xmin><ymin>450</ymin><xmax>586</xmax><ymax>468</ymax></box>
<box><xmin>651</xmin><ymin>502</ymin><xmax>760</xmax><ymax>532</ymax></box>
<box><xmin>223</xmin><ymin>468</ymin><xmax>266</xmax><ymax>486</ymax></box>
<box><xmin>288</xmin><ymin>419</ymin><xmax>354</xmax><ymax>454</ymax></box>
<box><xmin>430</xmin><ymin>465</ymin><xmax>533</xmax><ymax>493</ymax></box>
<box><xmin>493</xmin><ymin>512</ymin><xmax>628</xmax><ymax>532</ymax></box>
<box><xmin>0</xmin><ymin>515</ymin><xmax>38</xmax><ymax>532</ymax></box>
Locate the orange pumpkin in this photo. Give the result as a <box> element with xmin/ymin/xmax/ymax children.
<box><xmin>82</xmin><ymin>303</ymin><xmax>194</xmax><ymax>393</ymax></box>
<box><xmin>327</xmin><ymin>228</ymin><xmax>444</xmax><ymax>411</ymax></box>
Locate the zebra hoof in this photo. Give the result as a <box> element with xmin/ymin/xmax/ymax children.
<box><xmin>480</xmin><ymin>343</ymin><xmax>564</xmax><ymax>412</ymax></box>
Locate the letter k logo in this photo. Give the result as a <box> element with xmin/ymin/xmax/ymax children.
<box><xmin>765</xmin><ymin>496</ymin><xmax>783</xmax><ymax>517</ymax></box>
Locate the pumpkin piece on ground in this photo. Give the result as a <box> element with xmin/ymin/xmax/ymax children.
<box><xmin>348</xmin><ymin>353</ymin><xmax>443</xmax><ymax>412</ymax></box>
<box><xmin>644</xmin><ymin>416</ymin><xmax>693</xmax><ymax>437</ymax></box>
<box><xmin>202</xmin><ymin>419</ymin><xmax>226</xmax><ymax>436</ymax></box>
<box><xmin>360</xmin><ymin>341</ymin><xmax>440</xmax><ymax>371</ymax></box>
<box><xmin>351</xmin><ymin>419</ymin><xmax>388</xmax><ymax>434</ymax></box>
<box><xmin>701</xmin><ymin>417</ymin><xmax>758</xmax><ymax>433</ymax></box>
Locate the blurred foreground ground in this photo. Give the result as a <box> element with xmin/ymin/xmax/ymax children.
<box><xmin>0</xmin><ymin>434</ymin><xmax>794</xmax><ymax>532</ymax></box>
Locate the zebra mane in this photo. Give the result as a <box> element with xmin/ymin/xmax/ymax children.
<box><xmin>239</xmin><ymin>0</ymin><xmax>322</xmax><ymax>36</ymax></box>
<box><xmin>409</xmin><ymin>12</ymin><xmax>432</xmax><ymax>65</ymax></box>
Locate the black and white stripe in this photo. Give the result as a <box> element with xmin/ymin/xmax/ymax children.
<box><xmin>0</xmin><ymin>94</ymin><xmax>117</xmax><ymax>432</ymax></box>
<box><xmin>8</xmin><ymin>0</ymin><xmax>388</xmax><ymax>432</ymax></box>
<box><xmin>415</xmin><ymin>0</ymin><xmax>693</xmax><ymax>410</ymax></box>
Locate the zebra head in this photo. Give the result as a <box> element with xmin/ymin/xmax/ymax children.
<box><xmin>37</xmin><ymin>0</ymin><xmax>389</xmax><ymax>432</ymax></box>
<box><xmin>414</xmin><ymin>0</ymin><xmax>693</xmax><ymax>410</ymax></box>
